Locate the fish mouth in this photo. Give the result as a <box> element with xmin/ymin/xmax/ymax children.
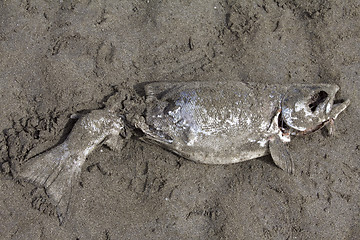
<box><xmin>321</xmin><ymin>85</ymin><xmax>350</xmax><ymax>120</ymax></box>
<box><xmin>308</xmin><ymin>90</ymin><xmax>329</xmax><ymax>112</ymax></box>
<box><xmin>299</xmin><ymin>97</ymin><xmax>350</xmax><ymax>135</ymax></box>
<box><xmin>307</xmin><ymin>85</ymin><xmax>339</xmax><ymax>115</ymax></box>
<box><xmin>324</xmin><ymin>84</ymin><xmax>351</xmax><ymax>120</ymax></box>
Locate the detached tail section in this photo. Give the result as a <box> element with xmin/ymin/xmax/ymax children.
<box><xmin>18</xmin><ymin>109</ymin><xmax>125</xmax><ymax>224</ymax></box>
<box><xmin>18</xmin><ymin>142</ymin><xmax>85</xmax><ymax>223</ymax></box>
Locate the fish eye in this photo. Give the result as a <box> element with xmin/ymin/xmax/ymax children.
<box><xmin>308</xmin><ymin>91</ymin><xmax>328</xmax><ymax>112</ymax></box>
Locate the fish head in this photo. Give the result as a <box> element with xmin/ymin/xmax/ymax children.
<box><xmin>281</xmin><ymin>84</ymin><xmax>350</xmax><ymax>132</ymax></box>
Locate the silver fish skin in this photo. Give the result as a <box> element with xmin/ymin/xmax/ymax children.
<box><xmin>17</xmin><ymin>81</ymin><xmax>350</xmax><ymax>223</ymax></box>
<box><xmin>140</xmin><ymin>81</ymin><xmax>285</xmax><ymax>164</ymax></box>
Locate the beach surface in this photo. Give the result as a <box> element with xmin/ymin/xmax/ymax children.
<box><xmin>0</xmin><ymin>1</ymin><xmax>359</xmax><ymax>239</ymax></box>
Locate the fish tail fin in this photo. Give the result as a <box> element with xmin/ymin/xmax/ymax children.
<box><xmin>18</xmin><ymin>142</ymin><xmax>84</xmax><ymax>224</ymax></box>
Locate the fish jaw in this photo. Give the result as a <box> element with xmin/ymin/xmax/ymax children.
<box><xmin>328</xmin><ymin>99</ymin><xmax>351</xmax><ymax>120</ymax></box>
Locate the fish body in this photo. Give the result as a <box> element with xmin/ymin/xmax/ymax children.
<box><xmin>17</xmin><ymin>80</ymin><xmax>350</xmax><ymax>223</ymax></box>
<box><xmin>139</xmin><ymin>81</ymin><xmax>285</xmax><ymax>164</ymax></box>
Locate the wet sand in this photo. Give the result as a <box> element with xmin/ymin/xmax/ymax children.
<box><xmin>1</xmin><ymin>1</ymin><xmax>359</xmax><ymax>239</ymax></box>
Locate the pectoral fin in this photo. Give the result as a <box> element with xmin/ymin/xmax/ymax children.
<box><xmin>269</xmin><ymin>135</ymin><xmax>294</xmax><ymax>174</ymax></box>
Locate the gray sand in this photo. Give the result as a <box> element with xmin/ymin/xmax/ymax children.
<box><xmin>1</xmin><ymin>1</ymin><xmax>359</xmax><ymax>239</ymax></box>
